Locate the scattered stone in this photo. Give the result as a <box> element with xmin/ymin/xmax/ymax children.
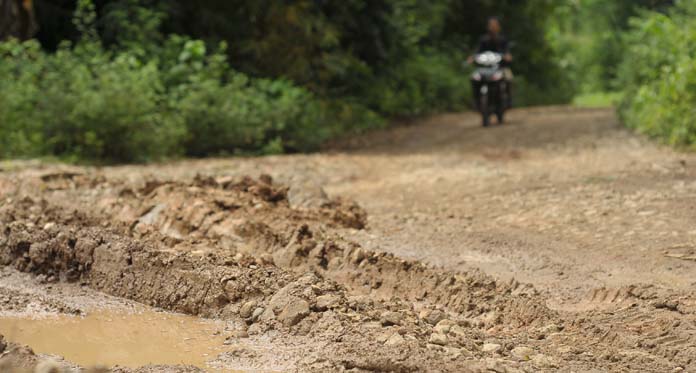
<box><xmin>380</xmin><ymin>311</ymin><xmax>403</xmax><ymax>326</ymax></box>
<box><xmin>449</xmin><ymin>325</ymin><xmax>468</xmax><ymax>337</ymax></box>
<box><xmin>511</xmin><ymin>346</ymin><xmax>535</xmax><ymax>360</ymax></box>
<box><xmin>240</xmin><ymin>301</ymin><xmax>257</xmax><ymax>318</ymax></box>
<box><xmin>259</xmin><ymin>253</ymin><xmax>274</xmax><ymax>265</ymax></box>
<box><xmin>385</xmin><ymin>333</ymin><xmax>406</xmax><ymax>346</ymax></box>
<box><xmin>444</xmin><ymin>346</ymin><xmax>465</xmax><ymax>360</ymax></box>
<box><xmin>346</xmin><ymin>295</ymin><xmax>372</xmax><ymax>310</ymax></box>
<box><xmin>230</xmin><ymin>329</ymin><xmax>249</xmax><ymax>338</ymax></box>
<box><xmin>251</xmin><ymin>307</ymin><xmax>264</xmax><ymax>322</ymax></box>
<box><xmin>485</xmin><ymin>358</ymin><xmax>509</xmax><ymax>373</ymax></box>
<box><xmin>429</xmin><ymin>333</ymin><xmax>448</xmax><ymax>346</ymax></box>
<box><xmin>247</xmin><ymin>323</ymin><xmax>266</xmax><ymax>336</ymax></box>
<box><xmin>315</xmin><ymin>294</ymin><xmax>340</xmax><ymax>311</ymax></box>
<box><xmin>531</xmin><ymin>354</ymin><xmax>558</xmax><ymax>368</ymax></box>
<box><xmin>258</xmin><ymin>307</ymin><xmax>275</xmax><ymax>322</ymax></box>
<box><xmin>426</xmin><ymin>343</ymin><xmax>446</xmax><ymax>352</ymax></box>
<box><xmin>482</xmin><ymin>343</ymin><xmax>502</xmax><ymax>353</ymax></box>
<box><xmin>278</xmin><ymin>298</ymin><xmax>310</xmax><ymax>327</ymax></box>
<box><xmin>35</xmin><ymin>360</ymin><xmax>65</xmax><ymax>373</ymax></box>
<box><xmin>423</xmin><ymin>309</ymin><xmax>446</xmax><ymax>325</ymax></box>
<box><xmin>434</xmin><ymin>319</ymin><xmax>456</xmax><ymax>334</ymax></box>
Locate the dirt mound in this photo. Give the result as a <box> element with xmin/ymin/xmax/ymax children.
<box><xmin>0</xmin><ymin>173</ymin><xmax>555</xmax><ymax>371</ymax></box>
<box><xmin>1</xmin><ymin>169</ymin><xmax>694</xmax><ymax>371</ymax></box>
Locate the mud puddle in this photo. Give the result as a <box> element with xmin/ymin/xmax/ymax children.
<box><xmin>0</xmin><ymin>309</ymin><xmax>228</xmax><ymax>369</ymax></box>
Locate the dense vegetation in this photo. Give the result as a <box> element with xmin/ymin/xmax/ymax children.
<box><xmin>548</xmin><ymin>0</ymin><xmax>696</xmax><ymax>147</ymax></box>
<box><xmin>2</xmin><ymin>0</ymin><xmax>695</xmax><ymax>162</ymax></box>
<box><xmin>0</xmin><ymin>0</ymin><xmax>566</xmax><ymax>162</ymax></box>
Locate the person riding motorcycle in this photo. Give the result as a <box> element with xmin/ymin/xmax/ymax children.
<box><xmin>468</xmin><ymin>17</ymin><xmax>513</xmax><ymax>109</ymax></box>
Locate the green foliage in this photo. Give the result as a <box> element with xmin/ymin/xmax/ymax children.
<box><xmin>364</xmin><ymin>51</ymin><xmax>471</xmax><ymax>116</ymax></box>
<box><xmin>0</xmin><ymin>39</ymin><xmax>183</xmax><ymax>162</ymax></box>
<box><xmin>0</xmin><ymin>0</ymin><xmax>383</xmax><ymax>162</ymax></box>
<box><xmin>2</xmin><ymin>0</ymin><xmax>575</xmax><ymax>162</ymax></box>
<box><xmin>548</xmin><ymin>0</ymin><xmax>674</xmax><ymax>94</ymax></box>
<box><xmin>618</xmin><ymin>1</ymin><xmax>696</xmax><ymax>147</ymax></box>
<box><xmin>572</xmin><ymin>92</ymin><xmax>622</xmax><ymax>108</ymax></box>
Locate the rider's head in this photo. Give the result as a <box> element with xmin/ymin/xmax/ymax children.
<box><xmin>487</xmin><ymin>17</ymin><xmax>502</xmax><ymax>36</ymax></box>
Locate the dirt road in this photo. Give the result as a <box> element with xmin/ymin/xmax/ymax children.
<box><xmin>1</xmin><ymin>107</ymin><xmax>695</xmax><ymax>372</ymax></box>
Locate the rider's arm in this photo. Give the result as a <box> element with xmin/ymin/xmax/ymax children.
<box><xmin>502</xmin><ymin>38</ymin><xmax>512</xmax><ymax>62</ymax></box>
<box><xmin>468</xmin><ymin>36</ymin><xmax>486</xmax><ymax>64</ymax></box>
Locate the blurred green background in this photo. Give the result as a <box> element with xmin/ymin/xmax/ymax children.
<box><xmin>0</xmin><ymin>0</ymin><xmax>691</xmax><ymax>162</ymax></box>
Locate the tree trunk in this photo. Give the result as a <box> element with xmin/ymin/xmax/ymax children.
<box><xmin>0</xmin><ymin>0</ymin><xmax>38</xmax><ymax>41</ymax></box>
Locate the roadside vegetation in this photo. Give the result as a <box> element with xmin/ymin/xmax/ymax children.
<box><xmin>0</xmin><ymin>0</ymin><xmax>565</xmax><ymax>162</ymax></box>
<box><xmin>0</xmin><ymin>0</ymin><xmax>694</xmax><ymax>162</ymax></box>
<box><xmin>550</xmin><ymin>0</ymin><xmax>696</xmax><ymax>148</ymax></box>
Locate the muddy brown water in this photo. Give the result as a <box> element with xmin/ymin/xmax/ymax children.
<box><xmin>0</xmin><ymin>309</ymin><xmax>229</xmax><ymax>369</ymax></box>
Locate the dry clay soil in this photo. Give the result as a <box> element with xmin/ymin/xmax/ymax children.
<box><xmin>1</xmin><ymin>107</ymin><xmax>696</xmax><ymax>372</ymax></box>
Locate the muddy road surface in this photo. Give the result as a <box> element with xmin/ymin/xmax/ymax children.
<box><xmin>1</xmin><ymin>107</ymin><xmax>695</xmax><ymax>372</ymax></box>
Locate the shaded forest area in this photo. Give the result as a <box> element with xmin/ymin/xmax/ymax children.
<box><xmin>0</xmin><ymin>0</ymin><xmax>693</xmax><ymax>162</ymax></box>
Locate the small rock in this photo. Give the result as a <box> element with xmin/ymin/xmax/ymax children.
<box><xmin>346</xmin><ymin>295</ymin><xmax>372</xmax><ymax>310</ymax></box>
<box><xmin>380</xmin><ymin>311</ymin><xmax>403</xmax><ymax>326</ymax></box>
<box><xmin>449</xmin><ymin>325</ymin><xmax>468</xmax><ymax>337</ymax></box>
<box><xmin>482</xmin><ymin>343</ymin><xmax>502</xmax><ymax>353</ymax></box>
<box><xmin>429</xmin><ymin>333</ymin><xmax>449</xmax><ymax>346</ymax></box>
<box><xmin>247</xmin><ymin>323</ymin><xmax>265</xmax><ymax>335</ymax></box>
<box><xmin>376</xmin><ymin>334</ymin><xmax>390</xmax><ymax>343</ymax></box>
<box><xmin>278</xmin><ymin>298</ymin><xmax>310</xmax><ymax>327</ymax></box>
<box><xmin>385</xmin><ymin>333</ymin><xmax>406</xmax><ymax>346</ymax></box>
<box><xmin>43</xmin><ymin>222</ymin><xmax>56</xmax><ymax>231</ymax></box>
<box><xmin>423</xmin><ymin>309</ymin><xmax>446</xmax><ymax>325</ymax></box>
<box><xmin>434</xmin><ymin>319</ymin><xmax>456</xmax><ymax>334</ymax></box>
<box><xmin>363</xmin><ymin>321</ymin><xmax>382</xmax><ymax>329</ymax></box>
<box><xmin>540</xmin><ymin>323</ymin><xmax>561</xmax><ymax>335</ymax></box>
<box><xmin>259</xmin><ymin>253</ymin><xmax>274</xmax><ymax>265</ymax></box>
<box><xmin>258</xmin><ymin>307</ymin><xmax>275</xmax><ymax>322</ymax></box>
<box><xmin>315</xmin><ymin>294</ymin><xmax>340</xmax><ymax>311</ymax></box>
<box><xmin>485</xmin><ymin>358</ymin><xmax>508</xmax><ymax>373</ymax></box>
<box><xmin>251</xmin><ymin>307</ymin><xmax>264</xmax><ymax>322</ymax></box>
<box><xmin>531</xmin><ymin>353</ymin><xmax>558</xmax><ymax>368</ymax></box>
<box><xmin>444</xmin><ymin>346</ymin><xmax>464</xmax><ymax>359</ymax></box>
<box><xmin>511</xmin><ymin>346</ymin><xmax>535</xmax><ymax>360</ymax></box>
<box><xmin>227</xmin><ymin>330</ymin><xmax>249</xmax><ymax>339</ymax></box>
<box><xmin>239</xmin><ymin>301</ymin><xmax>257</xmax><ymax>318</ymax></box>
<box><xmin>35</xmin><ymin>360</ymin><xmax>65</xmax><ymax>373</ymax></box>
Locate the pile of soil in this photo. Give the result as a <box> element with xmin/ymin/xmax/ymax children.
<box><xmin>0</xmin><ymin>165</ymin><xmax>694</xmax><ymax>372</ymax></box>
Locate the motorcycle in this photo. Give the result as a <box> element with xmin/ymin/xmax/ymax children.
<box><xmin>470</xmin><ymin>51</ymin><xmax>509</xmax><ymax>127</ymax></box>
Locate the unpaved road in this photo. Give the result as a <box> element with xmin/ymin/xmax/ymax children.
<box><xmin>1</xmin><ymin>107</ymin><xmax>696</xmax><ymax>372</ymax></box>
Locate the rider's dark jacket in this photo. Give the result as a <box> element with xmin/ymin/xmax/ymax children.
<box><xmin>476</xmin><ymin>34</ymin><xmax>510</xmax><ymax>54</ymax></box>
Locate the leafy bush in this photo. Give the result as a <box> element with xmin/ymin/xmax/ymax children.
<box><xmin>0</xmin><ymin>40</ymin><xmax>45</xmax><ymax>158</ymax></box>
<box><xmin>0</xmin><ymin>39</ymin><xmax>185</xmax><ymax>162</ymax></box>
<box><xmin>0</xmin><ymin>0</ymin><xmax>383</xmax><ymax>162</ymax></box>
<box><xmin>364</xmin><ymin>51</ymin><xmax>471</xmax><ymax>116</ymax></box>
<box><xmin>618</xmin><ymin>1</ymin><xmax>696</xmax><ymax>147</ymax></box>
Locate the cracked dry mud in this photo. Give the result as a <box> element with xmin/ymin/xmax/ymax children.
<box><xmin>1</xmin><ymin>107</ymin><xmax>695</xmax><ymax>372</ymax></box>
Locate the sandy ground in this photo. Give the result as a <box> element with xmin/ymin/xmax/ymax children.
<box><xmin>1</xmin><ymin>107</ymin><xmax>695</xmax><ymax>372</ymax></box>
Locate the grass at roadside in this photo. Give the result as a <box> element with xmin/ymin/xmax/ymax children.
<box><xmin>572</xmin><ymin>92</ymin><xmax>622</xmax><ymax>108</ymax></box>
